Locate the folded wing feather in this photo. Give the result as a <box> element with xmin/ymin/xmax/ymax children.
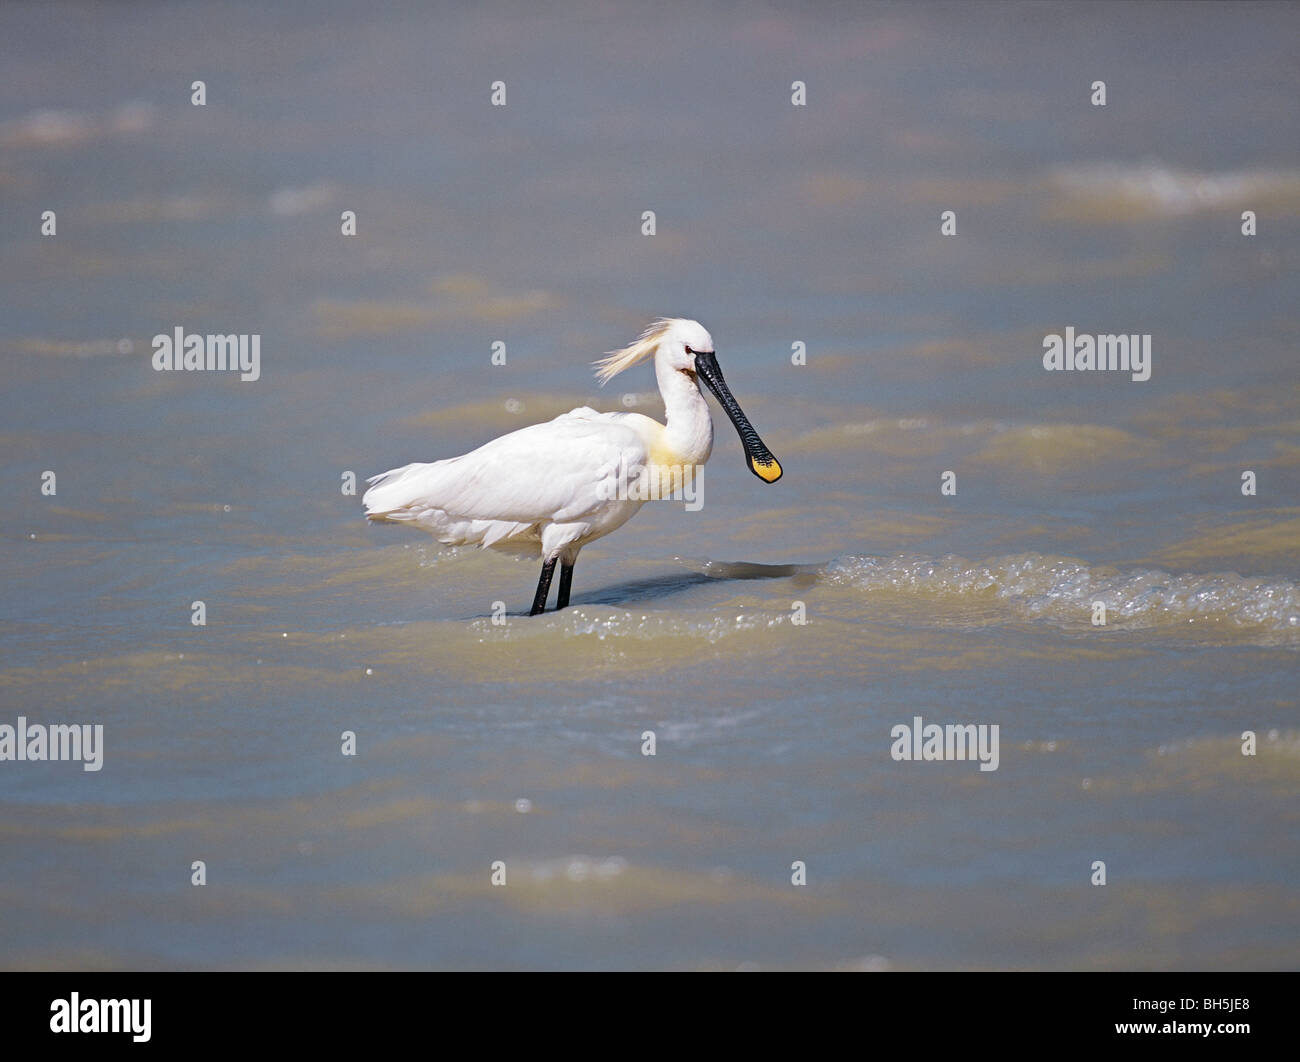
<box><xmin>363</xmin><ymin>408</ymin><xmax>648</xmax><ymax>551</ymax></box>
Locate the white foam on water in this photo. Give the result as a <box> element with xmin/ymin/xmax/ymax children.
<box><xmin>822</xmin><ymin>553</ymin><xmax>1300</xmax><ymax>637</ymax></box>
<box><xmin>468</xmin><ymin>605</ymin><xmax>792</xmax><ymax>644</ymax></box>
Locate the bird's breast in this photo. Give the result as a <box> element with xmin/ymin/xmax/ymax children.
<box><xmin>644</xmin><ymin>431</ymin><xmax>711</xmax><ymax>500</ymax></box>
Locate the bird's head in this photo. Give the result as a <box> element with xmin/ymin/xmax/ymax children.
<box><xmin>660</xmin><ymin>318</ymin><xmax>716</xmax><ymax>375</ymax></box>
<box><xmin>594</xmin><ymin>317</ymin><xmax>712</xmax><ymax>383</ymax></box>
<box><xmin>594</xmin><ymin>318</ymin><xmax>782</xmax><ymax>484</ymax></box>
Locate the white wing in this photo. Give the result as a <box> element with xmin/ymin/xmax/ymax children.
<box><xmin>363</xmin><ymin>408</ymin><xmax>649</xmax><ymax>548</ymax></box>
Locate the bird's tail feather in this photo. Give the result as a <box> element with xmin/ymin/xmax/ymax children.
<box><xmin>362</xmin><ymin>461</ymin><xmax>431</xmax><ymax>518</ymax></box>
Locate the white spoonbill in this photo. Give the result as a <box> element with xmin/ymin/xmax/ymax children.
<box><xmin>363</xmin><ymin>318</ymin><xmax>782</xmax><ymax>614</ymax></box>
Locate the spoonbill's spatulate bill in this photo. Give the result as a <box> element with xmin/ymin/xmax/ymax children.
<box><xmin>363</xmin><ymin>318</ymin><xmax>782</xmax><ymax>614</ymax></box>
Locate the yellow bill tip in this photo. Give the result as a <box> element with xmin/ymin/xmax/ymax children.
<box><xmin>750</xmin><ymin>456</ymin><xmax>783</xmax><ymax>483</ymax></box>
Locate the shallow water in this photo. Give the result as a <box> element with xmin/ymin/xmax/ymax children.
<box><xmin>1</xmin><ymin>1</ymin><xmax>1298</xmax><ymax>969</ymax></box>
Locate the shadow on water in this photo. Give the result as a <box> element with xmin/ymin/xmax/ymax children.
<box><xmin>570</xmin><ymin>557</ymin><xmax>826</xmax><ymax>609</ymax></box>
<box><xmin>568</xmin><ymin>570</ymin><xmax>714</xmax><ymax>609</ymax></box>
<box><xmin>445</xmin><ymin>558</ymin><xmax>826</xmax><ymax>618</ymax></box>
<box><xmin>680</xmin><ymin>558</ymin><xmax>824</xmax><ymax>584</ymax></box>
<box><xmin>478</xmin><ymin>558</ymin><xmax>827</xmax><ymax>616</ymax></box>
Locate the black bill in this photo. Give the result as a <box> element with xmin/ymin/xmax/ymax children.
<box><xmin>693</xmin><ymin>351</ymin><xmax>783</xmax><ymax>483</ymax></box>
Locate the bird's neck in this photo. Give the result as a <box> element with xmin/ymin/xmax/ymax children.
<box><xmin>655</xmin><ymin>357</ymin><xmax>714</xmax><ymax>467</ymax></box>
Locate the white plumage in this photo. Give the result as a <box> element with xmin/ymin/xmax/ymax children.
<box><xmin>364</xmin><ymin>407</ymin><xmax>649</xmax><ymax>559</ymax></box>
<box><xmin>363</xmin><ymin>318</ymin><xmax>781</xmax><ymax>614</ymax></box>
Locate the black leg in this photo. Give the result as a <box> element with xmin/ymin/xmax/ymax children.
<box><xmin>529</xmin><ymin>556</ymin><xmax>557</xmax><ymax>616</ymax></box>
<box><xmin>556</xmin><ymin>560</ymin><xmax>575</xmax><ymax>610</ymax></box>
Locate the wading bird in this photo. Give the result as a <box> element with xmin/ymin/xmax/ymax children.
<box><xmin>363</xmin><ymin>318</ymin><xmax>782</xmax><ymax>614</ymax></box>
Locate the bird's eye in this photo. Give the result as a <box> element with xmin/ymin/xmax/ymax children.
<box><xmin>684</xmin><ymin>345</ymin><xmax>694</xmax><ymax>355</ymax></box>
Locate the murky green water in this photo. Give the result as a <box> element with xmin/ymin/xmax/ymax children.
<box><xmin>2</xmin><ymin>1</ymin><xmax>1298</xmax><ymax>969</ymax></box>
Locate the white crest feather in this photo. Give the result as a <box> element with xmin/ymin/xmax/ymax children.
<box><xmin>593</xmin><ymin>318</ymin><xmax>676</xmax><ymax>385</ymax></box>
